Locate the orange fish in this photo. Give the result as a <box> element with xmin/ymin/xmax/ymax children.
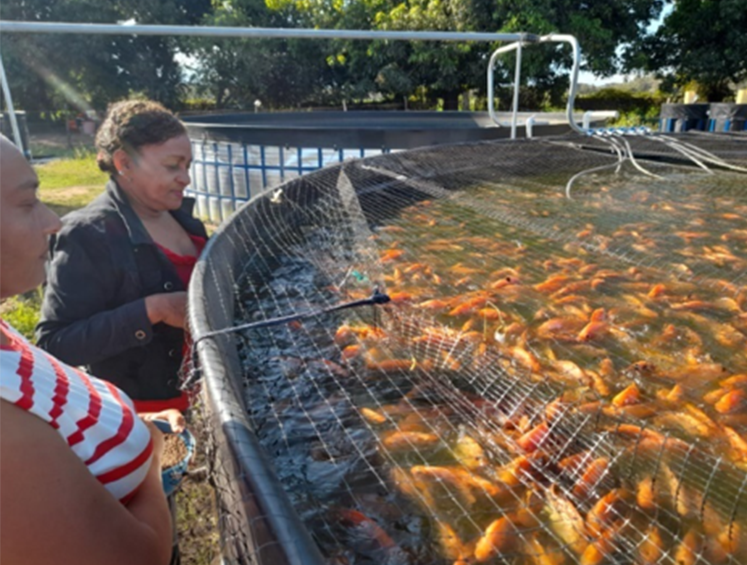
<box><xmin>360</xmin><ymin>407</ymin><xmax>387</xmax><ymax>425</ymax></box>
<box><xmin>473</xmin><ymin>516</ymin><xmax>520</xmax><ymax>562</ymax></box>
<box><xmin>381</xmin><ymin>431</ymin><xmax>440</xmax><ymax>451</ymax></box>
<box><xmin>611</xmin><ymin>383</ymin><xmax>641</xmax><ymax>407</ymax></box>
<box><xmin>714</xmin><ymin>389</ymin><xmax>747</xmax><ymax>414</ymax></box>
<box><xmin>336</xmin><ymin>507</ymin><xmax>407</xmax><ymax>561</ymax></box>
<box><xmin>534</xmin><ymin>275</ymin><xmax>572</xmax><ymax>293</ymax></box>
<box><xmin>572</xmin><ymin>457</ymin><xmax>610</xmax><ymax>502</ymax></box>
<box><xmin>380</xmin><ymin>248</ymin><xmax>405</xmax><ymax>262</ymax></box>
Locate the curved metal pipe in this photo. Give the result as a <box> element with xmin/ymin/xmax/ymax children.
<box><xmin>487</xmin><ymin>42</ymin><xmax>521</xmax><ymax>129</ymax></box>
<box><xmin>540</xmin><ymin>34</ymin><xmax>583</xmax><ymax>134</ymax></box>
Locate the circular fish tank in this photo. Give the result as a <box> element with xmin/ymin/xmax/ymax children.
<box><xmin>188</xmin><ymin>132</ymin><xmax>747</xmax><ymax>565</ymax></box>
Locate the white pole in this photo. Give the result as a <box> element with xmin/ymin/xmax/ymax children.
<box><xmin>0</xmin><ymin>50</ymin><xmax>25</xmax><ymax>156</ymax></box>
<box><xmin>511</xmin><ymin>41</ymin><xmax>523</xmax><ymax>139</ymax></box>
<box><xmin>487</xmin><ymin>42</ymin><xmax>521</xmax><ymax>127</ymax></box>
<box><xmin>0</xmin><ymin>21</ymin><xmax>537</xmax><ymax>44</ymax></box>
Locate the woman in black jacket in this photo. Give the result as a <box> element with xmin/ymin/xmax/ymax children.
<box><xmin>37</xmin><ymin>99</ymin><xmax>208</xmax><ymax>415</ymax></box>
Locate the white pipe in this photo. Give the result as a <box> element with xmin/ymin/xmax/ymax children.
<box><xmin>0</xmin><ymin>51</ymin><xmax>24</xmax><ymax>155</ymax></box>
<box><xmin>582</xmin><ymin>110</ymin><xmax>619</xmax><ymax>130</ymax></box>
<box><xmin>487</xmin><ymin>42</ymin><xmax>521</xmax><ymax>127</ymax></box>
<box><xmin>525</xmin><ymin>114</ymin><xmax>537</xmax><ymax>138</ymax></box>
<box><xmin>511</xmin><ymin>41</ymin><xmax>523</xmax><ymax>139</ymax></box>
<box><xmin>0</xmin><ymin>21</ymin><xmax>538</xmax><ymax>43</ymax></box>
<box><xmin>487</xmin><ymin>34</ymin><xmax>583</xmax><ymax>134</ymax></box>
<box><xmin>541</xmin><ymin>34</ymin><xmax>583</xmax><ymax>134</ymax></box>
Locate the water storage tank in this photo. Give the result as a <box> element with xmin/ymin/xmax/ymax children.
<box><xmin>659</xmin><ymin>103</ymin><xmax>709</xmax><ymax>133</ymax></box>
<box><xmin>183</xmin><ymin>110</ymin><xmax>593</xmax><ymax>223</ymax></box>
<box><xmin>708</xmin><ymin>103</ymin><xmax>747</xmax><ymax>132</ymax></box>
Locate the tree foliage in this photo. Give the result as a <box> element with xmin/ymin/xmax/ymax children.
<box><xmin>258</xmin><ymin>0</ymin><xmax>666</xmax><ymax>109</ymax></box>
<box><xmin>631</xmin><ymin>0</ymin><xmax>747</xmax><ymax>101</ymax></box>
<box><xmin>1</xmin><ymin>0</ymin><xmax>211</xmax><ymax>112</ymax></box>
<box><xmin>11</xmin><ymin>0</ymin><xmax>745</xmax><ymax>110</ymax></box>
<box><xmin>188</xmin><ymin>0</ymin><xmax>333</xmax><ymax>109</ymax></box>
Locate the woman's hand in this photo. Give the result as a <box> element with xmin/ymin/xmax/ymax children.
<box><xmin>141</xmin><ymin>409</ymin><xmax>187</xmax><ymax>434</ymax></box>
<box><xmin>143</xmin><ymin>419</ymin><xmax>166</xmax><ymax>458</ymax></box>
<box><xmin>144</xmin><ymin>291</ymin><xmax>187</xmax><ymax>328</ymax></box>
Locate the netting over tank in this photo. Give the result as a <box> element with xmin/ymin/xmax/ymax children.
<box><xmin>187</xmin><ymin>132</ymin><xmax>747</xmax><ymax>565</ymax></box>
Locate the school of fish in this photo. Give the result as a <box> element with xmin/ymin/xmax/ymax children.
<box><xmin>325</xmin><ymin>176</ymin><xmax>747</xmax><ymax>565</ymax></box>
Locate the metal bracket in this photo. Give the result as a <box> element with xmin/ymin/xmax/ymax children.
<box><xmin>487</xmin><ymin>33</ymin><xmax>584</xmax><ymax>137</ymax></box>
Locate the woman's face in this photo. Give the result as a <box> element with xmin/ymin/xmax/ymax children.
<box><xmin>0</xmin><ymin>138</ymin><xmax>62</xmax><ymax>299</ymax></box>
<box><xmin>119</xmin><ymin>134</ymin><xmax>193</xmax><ymax>212</ymax></box>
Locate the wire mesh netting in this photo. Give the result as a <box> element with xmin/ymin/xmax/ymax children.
<box><xmin>187</xmin><ymin>132</ymin><xmax>747</xmax><ymax>565</ymax></box>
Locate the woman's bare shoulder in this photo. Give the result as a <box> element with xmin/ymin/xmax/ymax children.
<box><xmin>0</xmin><ymin>400</ymin><xmax>152</xmax><ymax>565</ymax></box>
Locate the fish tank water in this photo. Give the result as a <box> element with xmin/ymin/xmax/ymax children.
<box><xmin>188</xmin><ymin>132</ymin><xmax>747</xmax><ymax>565</ymax></box>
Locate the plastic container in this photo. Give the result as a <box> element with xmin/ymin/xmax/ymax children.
<box><xmin>152</xmin><ymin>420</ymin><xmax>195</xmax><ymax>497</ymax></box>
<box><xmin>659</xmin><ymin>103</ymin><xmax>709</xmax><ymax>132</ymax></box>
<box><xmin>708</xmin><ymin>103</ymin><xmax>747</xmax><ymax>132</ymax></box>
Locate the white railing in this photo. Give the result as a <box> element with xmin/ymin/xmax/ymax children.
<box><xmin>487</xmin><ymin>34</ymin><xmax>584</xmax><ymax>137</ymax></box>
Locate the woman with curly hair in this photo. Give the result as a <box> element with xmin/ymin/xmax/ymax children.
<box><xmin>37</xmin><ymin>99</ymin><xmax>208</xmax><ymax>415</ymax></box>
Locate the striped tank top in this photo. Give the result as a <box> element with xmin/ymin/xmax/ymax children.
<box><xmin>0</xmin><ymin>319</ymin><xmax>153</xmax><ymax>503</ymax></box>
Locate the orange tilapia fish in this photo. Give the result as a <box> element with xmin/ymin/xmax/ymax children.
<box><xmin>473</xmin><ymin>516</ymin><xmax>520</xmax><ymax>562</ymax></box>
<box><xmin>322</xmin><ymin>188</ymin><xmax>747</xmax><ymax>565</ymax></box>
<box><xmin>335</xmin><ymin>508</ymin><xmax>411</xmax><ymax>563</ymax></box>
<box><xmin>380</xmin><ymin>248</ymin><xmax>405</xmax><ymax>262</ymax></box>
<box><xmin>544</xmin><ymin>484</ymin><xmax>589</xmax><ymax>556</ymax></box>
<box><xmin>435</xmin><ymin>521</ymin><xmax>473</xmax><ymax>563</ymax></box>
<box><xmin>360</xmin><ymin>406</ymin><xmax>388</xmax><ymax>425</ymax></box>
<box><xmin>381</xmin><ymin>430</ymin><xmax>441</xmax><ymax>451</ymax></box>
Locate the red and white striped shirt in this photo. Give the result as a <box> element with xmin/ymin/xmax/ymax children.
<box><xmin>0</xmin><ymin>319</ymin><xmax>153</xmax><ymax>503</ymax></box>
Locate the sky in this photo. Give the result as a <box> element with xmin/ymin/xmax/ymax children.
<box><xmin>578</xmin><ymin>2</ymin><xmax>673</xmax><ymax>86</ymax></box>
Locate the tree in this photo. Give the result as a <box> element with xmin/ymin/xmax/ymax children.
<box><xmin>1</xmin><ymin>0</ymin><xmax>211</xmax><ymax>113</ymax></box>
<box><xmin>189</xmin><ymin>0</ymin><xmax>334</xmax><ymax>109</ymax></box>
<box><xmin>630</xmin><ymin>0</ymin><xmax>747</xmax><ymax>101</ymax></box>
<box><xmin>260</xmin><ymin>0</ymin><xmax>666</xmax><ymax>110</ymax></box>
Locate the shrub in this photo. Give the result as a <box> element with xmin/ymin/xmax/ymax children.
<box><xmin>1</xmin><ymin>292</ymin><xmax>42</xmax><ymax>341</ymax></box>
<box><xmin>576</xmin><ymin>88</ymin><xmax>665</xmax><ymax>128</ymax></box>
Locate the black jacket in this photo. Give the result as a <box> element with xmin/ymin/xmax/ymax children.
<box><xmin>36</xmin><ymin>179</ymin><xmax>208</xmax><ymax>402</ymax></box>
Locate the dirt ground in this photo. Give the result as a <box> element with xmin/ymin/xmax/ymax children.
<box><xmin>176</xmin><ymin>408</ymin><xmax>222</xmax><ymax>565</ymax></box>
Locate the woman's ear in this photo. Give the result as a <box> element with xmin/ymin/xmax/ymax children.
<box><xmin>112</xmin><ymin>148</ymin><xmax>133</xmax><ymax>176</ymax></box>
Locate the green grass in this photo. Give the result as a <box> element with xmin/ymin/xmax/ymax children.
<box><xmin>34</xmin><ymin>154</ymin><xmax>108</xmax><ymax>216</ymax></box>
<box><xmin>35</xmin><ymin>151</ymin><xmax>109</xmax><ymax>190</ymax></box>
<box><xmin>0</xmin><ymin>292</ymin><xmax>42</xmax><ymax>341</ymax></box>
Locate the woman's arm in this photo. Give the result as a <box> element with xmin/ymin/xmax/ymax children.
<box><xmin>36</xmin><ymin>224</ymin><xmax>156</xmax><ymax>366</ymax></box>
<box><xmin>37</xmin><ymin>224</ymin><xmax>189</xmax><ymax>366</ymax></box>
<box><xmin>0</xmin><ymin>402</ymin><xmax>173</xmax><ymax>565</ymax></box>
